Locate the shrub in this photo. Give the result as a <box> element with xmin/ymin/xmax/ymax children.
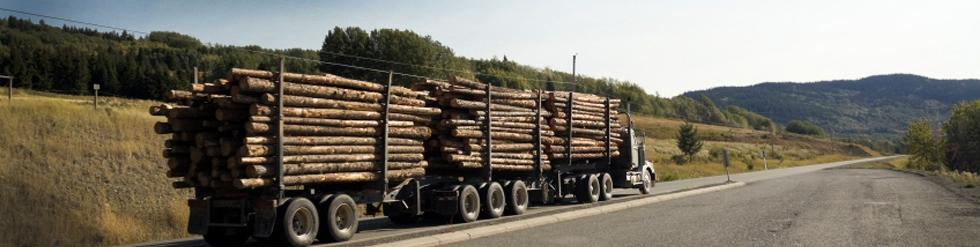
<box><xmin>671</xmin><ymin>154</ymin><xmax>689</xmax><ymax>164</ymax></box>
<box><xmin>785</xmin><ymin>120</ymin><xmax>825</xmax><ymax>136</ymax></box>
<box><xmin>944</xmin><ymin>101</ymin><xmax>980</xmax><ymax>173</ymax></box>
<box><xmin>903</xmin><ymin>119</ymin><xmax>943</xmax><ymax>171</ymax></box>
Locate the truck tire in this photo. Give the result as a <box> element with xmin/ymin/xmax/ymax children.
<box><xmin>599</xmin><ymin>173</ymin><xmax>614</xmax><ymax>201</ymax></box>
<box><xmin>383</xmin><ymin>203</ymin><xmax>418</xmax><ymax>225</ymax></box>
<box><xmin>575</xmin><ymin>174</ymin><xmax>600</xmax><ymax>203</ymax></box>
<box><xmin>202</xmin><ymin>227</ymin><xmax>250</xmax><ymax>247</ymax></box>
<box><xmin>481</xmin><ymin>182</ymin><xmax>506</xmax><ymax>219</ymax></box>
<box><xmin>639</xmin><ymin>168</ymin><xmax>654</xmax><ymax>194</ymax></box>
<box><xmin>318</xmin><ymin>194</ymin><xmax>358</xmax><ymax>242</ymax></box>
<box><xmin>505</xmin><ymin>180</ymin><xmax>528</xmax><ymax>215</ymax></box>
<box><xmin>457</xmin><ymin>184</ymin><xmax>480</xmax><ymax>223</ymax></box>
<box><xmin>269</xmin><ymin>197</ymin><xmax>318</xmax><ymax>247</ymax></box>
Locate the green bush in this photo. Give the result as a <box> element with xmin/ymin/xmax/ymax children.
<box><xmin>904</xmin><ymin>119</ymin><xmax>943</xmax><ymax>171</ymax></box>
<box><xmin>785</xmin><ymin>120</ymin><xmax>826</xmax><ymax>136</ymax></box>
<box><xmin>671</xmin><ymin>154</ymin><xmax>689</xmax><ymax>165</ymax></box>
<box><xmin>944</xmin><ymin>101</ymin><xmax>980</xmax><ymax>173</ymax></box>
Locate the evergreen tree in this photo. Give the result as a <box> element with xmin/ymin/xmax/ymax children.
<box><xmin>676</xmin><ymin>122</ymin><xmax>704</xmax><ymax>162</ymax></box>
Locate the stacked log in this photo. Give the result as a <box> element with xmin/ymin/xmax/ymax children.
<box><xmin>545</xmin><ymin>91</ymin><xmax>623</xmax><ymax>160</ymax></box>
<box><xmin>151</xmin><ymin>68</ymin><xmax>438</xmax><ymax>190</ymax></box>
<box><xmin>414</xmin><ymin>77</ymin><xmax>557</xmax><ymax>173</ymax></box>
<box><xmin>415</xmin><ymin>76</ymin><xmax>624</xmax><ymax>174</ymax></box>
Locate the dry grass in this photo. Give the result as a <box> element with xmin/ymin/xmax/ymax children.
<box><xmin>0</xmin><ymin>90</ymin><xmax>189</xmax><ymax>247</ymax></box>
<box><xmin>849</xmin><ymin>156</ymin><xmax>910</xmax><ymax>170</ymax></box>
<box><xmin>859</xmin><ymin>157</ymin><xmax>978</xmax><ymax>188</ymax></box>
<box><xmin>938</xmin><ymin>170</ymin><xmax>980</xmax><ymax>188</ymax></box>
<box><xmin>632</xmin><ymin>116</ymin><xmax>876</xmax><ymax>181</ymax></box>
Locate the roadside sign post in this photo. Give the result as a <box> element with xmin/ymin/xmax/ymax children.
<box><xmin>761</xmin><ymin>150</ymin><xmax>768</xmax><ymax>170</ymax></box>
<box><xmin>93</xmin><ymin>84</ymin><xmax>100</xmax><ymax>109</ymax></box>
<box><xmin>1</xmin><ymin>75</ymin><xmax>12</xmax><ymax>102</ymax></box>
<box><xmin>722</xmin><ymin>149</ymin><xmax>731</xmax><ymax>182</ymax></box>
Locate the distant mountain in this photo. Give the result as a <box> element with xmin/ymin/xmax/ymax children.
<box><xmin>684</xmin><ymin>74</ymin><xmax>980</xmax><ymax>147</ymax></box>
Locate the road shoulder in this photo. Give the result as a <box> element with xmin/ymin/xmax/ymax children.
<box><xmin>836</xmin><ymin>162</ymin><xmax>980</xmax><ymax>204</ymax></box>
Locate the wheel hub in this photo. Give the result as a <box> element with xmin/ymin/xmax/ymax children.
<box><xmin>335</xmin><ymin>204</ymin><xmax>353</xmax><ymax>230</ymax></box>
<box><xmin>492</xmin><ymin>189</ymin><xmax>505</xmax><ymax>209</ymax></box>
<box><xmin>465</xmin><ymin>193</ymin><xmax>478</xmax><ymax>213</ymax></box>
<box><xmin>292</xmin><ymin>207</ymin><xmax>312</xmax><ymax>236</ymax></box>
<box><xmin>516</xmin><ymin>187</ymin><xmax>528</xmax><ymax>206</ymax></box>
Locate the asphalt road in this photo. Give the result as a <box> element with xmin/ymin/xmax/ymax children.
<box><xmin>450</xmin><ymin>165</ymin><xmax>980</xmax><ymax>246</ymax></box>
<box><xmin>132</xmin><ymin>156</ymin><xmax>900</xmax><ymax>247</ymax></box>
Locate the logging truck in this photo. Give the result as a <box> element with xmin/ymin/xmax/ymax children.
<box><xmin>154</xmin><ymin>68</ymin><xmax>655</xmax><ymax>247</ymax></box>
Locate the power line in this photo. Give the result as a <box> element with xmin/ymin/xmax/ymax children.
<box><xmin>318</xmin><ymin>50</ymin><xmax>577</xmax><ymax>85</ymax></box>
<box><xmin>0</xmin><ymin>7</ymin><xmax>582</xmax><ymax>86</ymax></box>
<box><xmin>0</xmin><ymin>7</ymin><xmax>148</xmax><ymax>35</ymax></box>
<box><xmin>242</xmin><ymin>49</ymin><xmax>431</xmax><ymax>80</ymax></box>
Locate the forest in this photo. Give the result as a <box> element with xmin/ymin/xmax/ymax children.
<box><xmin>0</xmin><ymin>16</ymin><xmax>772</xmax><ymax>130</ymax></box>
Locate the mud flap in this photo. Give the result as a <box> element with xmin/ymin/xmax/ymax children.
<box><xmin>252</xmin><ymin>199</ymin><xmax>277</xmax><ymax>238</ymax></box>
<box><xmin>432</xmin><ymin>189</ymin><xmax>459</xmax><ymax>217</ymax></box>
<box><xmin>187</xmin><ymin>199</ymin><xmax>209</xmax><ymax>234</ymax></box>
<box><xmin>529</xmin><ymin>183</ymin><xmax>552</xmax><ymax>205</ymax></box>
<box><xmin>386</xmin><ymin>179</ymin><xmax>422</xmax><ymax>215</ymax></box>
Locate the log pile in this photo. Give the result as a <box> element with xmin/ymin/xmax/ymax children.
<box><xmin>414</xmin><ymin>77</ymin><xmax>555</xmax><ymax>173</ymax></box>
<box><xmin>545</xmin><ymin>91</ymin><xmax>623</xmax><ymax>160</ymax></box>
<box><xmin>414</xmin><ymin>76</ymin><xmax>623</xmax><ymax>174</ymax></box>
<box><xmin>151</xmin><ymin>68</ymin><xmax>438</xmax><ymax>190</ymax></box>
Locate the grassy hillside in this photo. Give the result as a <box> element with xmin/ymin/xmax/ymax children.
<box><xmin>0</xmin><ymin>90</ymin><xmax>188</xmax><ymax>247</ymax></box>
<box><xmin>633</xmin><ymin>116</ymin><xmax>877</xmax><ymax>181</ymax></box>
<box><xmin>685</xmin><ymin>74</ymin><xmax>980</xmax><ymax>151</ymax></box>
<box><xmin>0</xmin><ymin>91</ymin><xmax>874</xmax><ymax>246</ymax></box>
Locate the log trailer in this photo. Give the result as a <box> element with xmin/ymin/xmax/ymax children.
<box><xmin>175</xmin><ymin>69</ymin><xmax>656</xmax><ymax>247</ymax></box>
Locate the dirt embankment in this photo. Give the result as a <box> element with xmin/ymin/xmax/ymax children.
<box><xmin>0</xmin><ymin>91</ymin><xmax>189</xmax><ymax>247</ymax></box>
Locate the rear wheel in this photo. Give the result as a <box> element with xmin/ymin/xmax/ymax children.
<box><xmin>202</xmin><ymin>227</ymin><xmax>250</xmax><ymax>247</ymax></box>
<box><xmin>599</xmin><ymin>173</ymin><xmax>614</xmax><ymax>201</ymax></box>
<box><xmin>318</xmin><ymin>194</ymin><xmax>358</xmax><ymax>243</ymax></box>
<box><xmin>505</xmin><ymin>180</ymin><xmax>529</xmax><ymax>215</ymax></box>
<box><xmin>272</xmin><ymin>197</ymin><xmax>319</xmax><ymax>247</ymax></box>
<box><xmin>481</xmin><ymin>182</ymin><xmax>506</xmax><ymax>219</ymax></box>
<box><xmin>457</xmin><ymin>184</ymin><xmax>481</xmax><ymax>223</ymax></box>
<box><xmin>575</xmin><ymin>174</ymin><xmax>601</xmax><ymax>203</ymax></box>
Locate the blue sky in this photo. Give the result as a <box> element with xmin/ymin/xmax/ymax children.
<box><xmin>3</xmin><ymin>0</ymin><xmax>980</xmax><ymax>96</ymax></box>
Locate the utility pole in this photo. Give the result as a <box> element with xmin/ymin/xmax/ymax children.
<box><xmin>571</xmin><ymin>53</ymin><xmax>577</xmax><ymax>91</ymax></box>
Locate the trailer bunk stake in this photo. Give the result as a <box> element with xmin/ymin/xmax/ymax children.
<box><xmin>378</xmin><ymin>71</ymin><xmax>393</xmax><ymax>200</ymax></box>
<box><xmin>483</xmin><ymin>83</ymin><xmax>493</xmax><ymax>182</ymax></box>
<box><xmin>274</xmin><ymin>57</ymin><xmax>286</xmax><ymax>200</ymax></box>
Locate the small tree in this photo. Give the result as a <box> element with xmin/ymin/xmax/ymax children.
<box><xmin>943</xmin><ymin>101</ymin><xmax>980</xmax><ymax>173</ymax></box>
<box><xmin>904</xmin><ymin>119</ymin><xmax>942</xmax><ymax>171</ymax></box>
<box><xmin>676</xmin><ymin>122</ymin><xmax>704</xmax><ymax>162</ymax></box>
